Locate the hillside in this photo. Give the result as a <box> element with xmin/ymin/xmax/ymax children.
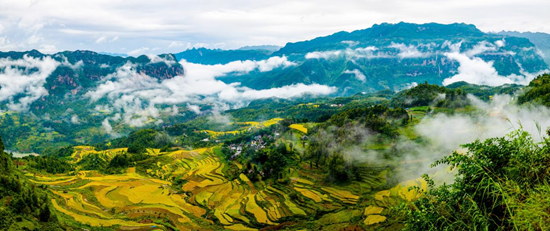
<box><xmin>0</xmin><ymin>22</ymin><xmax>548</xmax><ymax>154</ymax></box>
<box><xmin>217</xmin><ymin>22</ymin><xmax>548</xmax><ymax>94</ymax></box>
<box><xmin>4</xmin><ymin>74</ymin><xmax>550</xmax><ymax>230</ymax></box>
<box><xmin>497</xmin><ymin>31</ymin><xmax>550</xmax><ymax>65</ymax></box>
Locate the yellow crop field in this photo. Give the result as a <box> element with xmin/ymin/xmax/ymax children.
<box><xmin>226</xmin><ymin>224</ymin><xmax>257</xmax><ymax>231</ymax></box>
<box><xmin>34</xmin><ymin>144</ymin><xmax>395</xmax><ymax>229</ymax></box>
<box><xmin>364</xmin><ymin>206</ymin><xmax>384</xmax><ymax>216</ymax></box>
<box><xmin>146</xmin><ymin>148</ymin><xmax>161</xmax><ymax>155</ymax></box>
<box><xmin>364</xmin><ymin>215</ymin><xmax>387</xmax><ymax>225</ymax></box>
<box><xmin>52</xmin><ymin>199</ymin><xmax>156</xmax><ymax>228</ymax></box>
<box><xmin>321</xmin><ymin>187</ymin><xmax>359</xmax><ymax>204</ymax></box>
<box><xmin>260</xmin><ymin>118</ymin><xmax>284</xmax><ymax>127</ymax></box>
<box><xmin>245</xmin><ymin>195</ymin><xmax>274</xmax><ymax>224</ymax></box>
<box><xmin>375</xmin><ymin>190</ymin><xmax>391</xmax><ymax>201</ymax></box>
<box><xmin>203</xmin><ymin>118</ymin><xmax>283</xmax><ymax>138</ymax></box>
<box><xmin>295</xmin><ymin>187</ymin><xmax>323</xmax><ymax>203</ymax></box>
<box><xmin>289</xmin><ymin>124</ymin><xmax>308</xmax><ymax>134</ymax></box>
<box><xmin>71</xmin><ymin>146</ymin><xmax>128</xmax><ymax>162</ymax></box>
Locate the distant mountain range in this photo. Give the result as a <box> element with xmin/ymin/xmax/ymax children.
<box><xmin>0</xmin><ymin>22</ymin><xmax>549</xmax><ymax>151</ymax></box>
<box><xmin>178</xmin><ymin>22</ymin><xmax>549</xmax><ymax>94</ymax></box>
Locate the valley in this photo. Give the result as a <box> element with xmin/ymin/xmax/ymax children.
<box><xmin>1</xmin><ymin>20</ymin><xmax>550</xmax><ymax>231</ymax></box>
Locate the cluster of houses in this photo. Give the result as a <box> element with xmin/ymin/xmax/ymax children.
<box><xmin>228</xmin><ymin>133</ymin><xmax>280</xmax><ymax>159</ymax></box>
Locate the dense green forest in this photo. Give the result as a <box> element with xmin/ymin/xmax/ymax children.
<box><xmin>0</xmin><ymin>135</ymin><xmax>64</xmax><ymax>230</ymax></box>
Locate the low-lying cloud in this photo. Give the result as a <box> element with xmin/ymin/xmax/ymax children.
<box><xmin>343</xmin><ymin>69</ymin><xmax>366</xmax><ymax>82</ymax></box>
<box><xmin>86</xmin><ymin>56</ymin><xmax>334</xmax><ymax>127</ymax></box>
<box><xmin>0</xmin><ymin>55</ymin><xmax>59</xmax><ymax>111</ymax></box>
<box><xmin>388</xmin><ymin>42</ymin><xmax>430</xmax><ymax>58</ymax></box>
<box><xmin>442</xmin><ymin>41</ymin><xmax>548</xmax><ymax>86</ymax></box>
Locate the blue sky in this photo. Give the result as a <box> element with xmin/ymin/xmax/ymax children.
<box><xmin>0</xmin><ymin>0</ymin><xmax>549</xmax><ymax>56</ymax></box>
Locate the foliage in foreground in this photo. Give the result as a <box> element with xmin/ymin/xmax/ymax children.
<box><xmin>0</xmin><ymin>135</ymin><xmax>64</xmax><ymax>230</ymax></box>
<box><xmin>401</xmin><ymin>129</ymin><xmax>550</xmax><ymax>230</ymax></box>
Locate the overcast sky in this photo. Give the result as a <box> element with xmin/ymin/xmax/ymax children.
<box><xmin>0</xmin><ymin>0</ymin><xmax>549</xmax><ymax>56</ymax></box>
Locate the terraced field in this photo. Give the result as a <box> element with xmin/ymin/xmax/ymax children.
<box><xmin>71</xmin><ymin>146</ymin><xmax>128</xmax><ymax>162</ymax></box>
<box><xmin>289</xmin><ymin>124</ymin><xmax>308</xmax><ymax>134</ymax></box>
<box><xmin>201</xmin><ymin>118</ymin><xmax>284</xmax><ymax>138</ymax></box>
<box><xmin>32</xmin><ymin>145</ymin><xmax>420</xmax><ymax>230</ymax></box>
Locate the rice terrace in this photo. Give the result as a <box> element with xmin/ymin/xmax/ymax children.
<box><xmin>25</xmin><ymin>116</ymin><xmax>428</xmax><ymax>230</ymax></box>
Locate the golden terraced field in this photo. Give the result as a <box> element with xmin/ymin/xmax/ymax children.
<box><xmin>31</xmin><ymin>144</ymin><xmax>420</xmax><ymax>230</ymax></box>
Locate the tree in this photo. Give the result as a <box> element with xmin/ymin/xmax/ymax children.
<box><xmin>0</xmin><ymin>134</ymin><xmax>4</xmax><ymax>153</ymax></box>
<box><xmin>401</xmin><ymin>130</ymin><xmax>550</xmax><ymax>230</ymax></box>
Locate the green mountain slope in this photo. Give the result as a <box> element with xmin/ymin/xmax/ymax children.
<box><xmin>497</xmin><ymin>31</ymin><xmax>550</xmax><ymax>65</ymax></box>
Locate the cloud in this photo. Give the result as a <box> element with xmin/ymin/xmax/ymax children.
<box><xmin>71</xmin><ymin>114</ymin><xmax>80</xmax><ymax>124</ymax></box>
<box><xmin>146</xmin><ymin>54</ymin><xmax>176</xmax><ymax>65</ymax></box>
<box><xmin>102</xmin><ymin>118</ymin><xmax>114</xmax><ymax>134</ymax></box>
<box><xmin>463</xmin><ymin>41</ymin><xmax>497</xmax><ymax>57</ymax></box>
<box><xmin>305</xmin><ymin>46</ymin><xmax>384</xmax><ymax>60</ymax></box>
<box><xmin>0</xmin><ymin>0</ymin><xmax>550</xmax><ymax>55</ymax></box>
<box><xmin>95</xmin><ymin>36</ymin><xmax>107</xmax><ymax>44</ymax></box>
<box><xmin>417</xmin><ymin>94</ymin><xmax>550</xmax><ymax>153</ymax></box>
<box><xmin>495</xmin><ymin>39</ymin><xmax>505</xmax><ymax>48</ymax></box>
<box><xmin>343</xmin><ymin>69</ymin><xmax>366</xmax><ymax>82</ymax></box>
<box><xmin>127</xmin><ymin>47</ymin><xmax>151</xmax><ymax>56</ymax></box>
<box><xmin>388</xmin><ymin>42</ymin><xmax>430</xmax><ymax>58</ymax></box>
<box><xmin>168</xmin><ymin>41</ymin><xmax>187</xmax><ymax>48</ymax></box>
<box><xmin>341</xmin><ymin>40</ymin><xmax>359</xmax><ymax>47</ymax></box>
<box><xmin>0</xmin><ymin>55</ymin><xmax>60</xmax><ymax>111</ymax></box>
<box><xmin>442</xmin><ymin>41</ymin><xmax>548</xmax><ymax>86</ymax></box>
<box><xmin>96</xmin><ymin>36</ymin><xmax>118</xmax><ymax>44</ymax></box>
<box><xmin>84</xmin><ymin>56</ymin><xmax>333</xmax><ymax>126</ymax></box>
<box><xmin>38</xmin><ymin>44</ymin><xmax>58</xmax><ymax>54</ymax></box>
<box><xmin>305</xmin><ymin>50</ymin><xmax>342</xmax><ymax>59</ymax></box>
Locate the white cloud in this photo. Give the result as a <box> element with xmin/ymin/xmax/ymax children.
<box><xmin>0</xmin><ymin>0</ymin><xmax>549</xmax><ymax>54</ymax></box>
<box><xmin>38</xmin><ymin>44</ymin><xmax>58</xmax><ymax>54</ymax></box>
<box><xmin>146</xmin><ymin>54</ymin><xmax>176</xmax><ymax>65</ymax></box>
<box><xmin>71</xmin><ymin>114</ymin><xmax>80</xmax><ymax>124</ymax></box>
<box><xmin>305</xmin><ymin>50</ymin><xmax>342</xmax><ymax>59</ymax></box>
<box><xmin>127</xmin><ymin>47</ymin><xmax>151</xmax><ymax>56</ymax></box>
<box><xmin>96</xmin><ymin>36</ymin><xmax>118</xmax><ymax>44</ymax></box>
<box><xmin>168</xmin><ymin>41</ymin><xmax>185</xmax><ymax>48</ymax></box>
<box><xmin>102</xmin><ymin>118</ymin><xmax>113</xmax><ymax>133</ymax></box>
<box><xmin>84</xmin><ymin>56</ymin><xmax>332</xmax><ymax>126</ymax></box>
<box><xmin>442</xmin><ymin>41</ymin><xmax>548</xmax><ymax>86</ymax></box>
<box><xmin>95</xmin><ymin>36</ymin><xmax>107</xmax><ymax>44</ymax></box>
<box><xmin>463</xmin><ymin>41</ymin><xmax>497</xmax><ymax>57</ymax></box>
<box><xmin>341</xmin><ymin>40</ymin><xmax>359</xmax><ymax>47</ymax></box>
<box><xmin>187</xmin><ymin>104</ymin><xmax>201</xmax><ymax>114</ymax></box>
<box><xmin>495</xmin><ymin>39</ymin><xmax>505</xmax><ymax>48</ymax></box>
<box><xmin>305</xmin><ymin>46</ymin><xmax>384</xmax><ymax>60</ymax></box>
<box><xmin>388</xmin><ymin>43</ymin><xmax>430</xmax><ymax>58</ymax></box>
<box><xmin>343</xmin><ymin>69</ymin><xmax>366</xmax><ymax>82</ymax></box>
<box><xmin>0</xmin><ymin>55</ymin><xmax>60</xmax><ymax>111</ymax></box>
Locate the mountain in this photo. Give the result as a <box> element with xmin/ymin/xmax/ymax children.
<box><xmin>238</xmin><ymin>45</ymin><xmax>281</xmax><ymax>52</ymax></box>
<box><xmin>497</xmin><ymin>31</ymin><xmax>550</xmax><ymax>65</ymax></box>
<box><xmin>1</xmin><ymin>22</ymin><xmax>548</xmax><ymax>153</ymax></box>
<box><xmin>219</xmin><ymin>22</ymin><xmax>547</xmax><ymax>94</ymax></box>
<box><xmin>174</xmin><ymin>47</ymin><xmax>273</xmax><ymax>64</ymax></box>
<box><xmin>0</xmin><ymin>50</ymin><xmax>186</xmax><ymax>152</ymax></box>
